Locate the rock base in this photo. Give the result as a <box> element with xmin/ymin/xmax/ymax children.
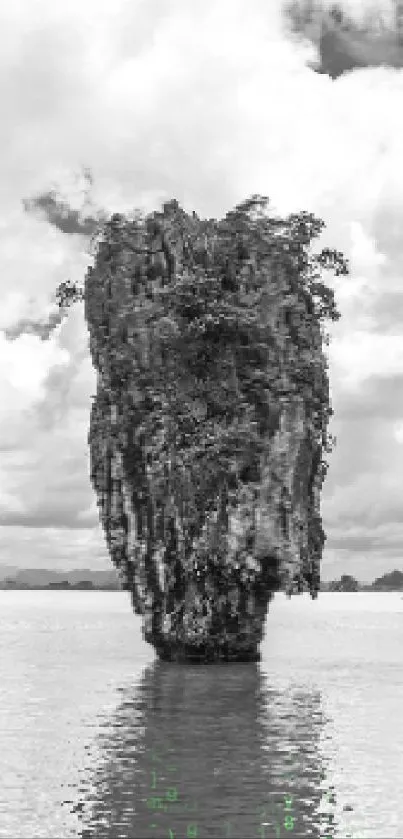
<box><xmin>155</xmin><ymin>639</ymin><xmax>261</xmax><ymax>664</ymax></box>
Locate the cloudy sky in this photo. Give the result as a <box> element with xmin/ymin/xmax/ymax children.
<box><xmin>1</xmin><ymin>0</ymin><xmax>403</xmax><ymax>582</ymax></box>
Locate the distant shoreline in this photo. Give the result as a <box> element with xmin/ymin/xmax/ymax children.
<box><xmin>0</xmin><ymin>583</ymin><xmax>121</xmax><ymax>591</ymax></box>
<box><xmin>1</xmin><ymin>569</ymin><xmax>403</xmax><ymax>593</ymax></box>
<box><xmin>1</xmin><ymin>585</ymin><xmax>403</xmax><ymax>593</ymax></box>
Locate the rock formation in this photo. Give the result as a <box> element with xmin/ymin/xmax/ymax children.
<box><xmin>83</xmin><ymin>196</ymin><xmax>345</xmax><ymax>662</ymax></box>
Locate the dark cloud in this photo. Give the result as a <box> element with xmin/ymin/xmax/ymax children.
<box><xmin>22</xmin><ymin>167</ymin><xmax>108</xmax><ymax>238</ymax></box>
<box><xmin>3</xmin><ymin>310</ymin><xmax>65</xmax><ymax>341</ymax></box>
<box><xmin>283</xmin><ymin>1</ymin><xmax>403</xmax><ymax>79</ymax></box>
<box><xmin>315</xmin><ymin>25</ymin><xmax>403</xmax><ymax>79</ymax></box>
<box><xmin>22</xmin><ymin>190</ymin><xmax>102</xmax><ymax>237</ymax></box>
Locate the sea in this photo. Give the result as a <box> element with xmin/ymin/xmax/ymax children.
<box><xmin>0</xmin><ymin>590</ymin><xmax>402</xmax><ymax>839</ymax></box>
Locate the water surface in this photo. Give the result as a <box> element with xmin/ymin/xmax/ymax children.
<box><xmin>1</xmin><ymin>591</ymin><xmax>402</xmax><ymax>838</ymax></box>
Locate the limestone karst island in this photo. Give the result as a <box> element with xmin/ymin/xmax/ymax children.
<box><xmin>57</xmin><ymin>195</ymin><xmax>347</xmax><ymax>663</ymax></box>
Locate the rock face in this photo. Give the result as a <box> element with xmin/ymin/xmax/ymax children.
<box><xmin>84</xmin><ymin>197</ymin><xmax>341</xmax><ymax>662</ymax></box>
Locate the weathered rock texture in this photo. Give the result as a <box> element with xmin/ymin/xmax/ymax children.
<box><xmin>84</xmin><ymin>197</ymin><xmax>344</xmax><ymax>662</ymax></box>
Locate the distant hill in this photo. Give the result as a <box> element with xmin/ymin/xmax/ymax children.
<box><xmin>321</xmin><ymin>569</ymin><xmax>403</xmax><ymax>592</ymax></box>
<box><xmin>0</xmin><ymin>564</ymin><xmax>24</xmax><ymax>581</ymax></box>
<box><xmin>370</xmin><ymin>569</ymin><xmax>403</xmax><ymax>592</ymax></box>
<box><xmin>323</xmin><ymin>574</ymin><xmax>359</xmax><ymax>592</ymax></box>
<box><xmin>0</xmin><ymin>566</ymin><xmax>122</xmax><ymax>590</ymax></box>
<box><xmin>1</xmin><ymin>566</ymin><xmax>403</xmax><ymax>592</ymax></box>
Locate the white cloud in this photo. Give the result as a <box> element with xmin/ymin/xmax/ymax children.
<box><xmin>0</xmin><ymin>333</ymin><xmax>69</xmax><ymax>395</ymax></box>
<box><xmin>0</xmin><ymin>0</ymin><xmax>403</xmax><ymax>581</ymax></box>
<box><xmin>394</xmin><ymin>422</ymin><xmax>403</xmax><ymax>444</ymax></box>
<box><xmin>329</xmin><ymin>333</ymin><xmax>403</xmax><ymax>387</ymax></box>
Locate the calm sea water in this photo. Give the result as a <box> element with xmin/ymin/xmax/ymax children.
<box><xmin>0</xmin><ymin>590</ymin><xmax>402</xmax><ymax>839</ymax></box>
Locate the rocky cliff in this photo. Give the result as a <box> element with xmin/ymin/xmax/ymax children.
<box><xmin>83</xmin><ymin>196</ymin><xmax>345</xmax><ymax>662</ymax></box>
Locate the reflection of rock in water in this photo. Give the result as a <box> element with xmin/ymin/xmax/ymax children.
<box><xmin>74</xmin><ymin>661</ymin><xmax>334</xmax><ymax>838</ymax></box>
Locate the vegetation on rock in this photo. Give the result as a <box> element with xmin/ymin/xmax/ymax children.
<box><xmin>56</xmin><ymin>195</ymin><xmax>347</xmax><ymax>662</ymax></box>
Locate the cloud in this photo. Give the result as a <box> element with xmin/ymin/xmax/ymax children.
<box><xmin>22</xmin><ymin>191</ymin><xmax>100</xmax><ymax>238</ymax></box>
<box><xmin>21</xmin><ymin>167</ymin><xmax>108</xmax><ymax>239</ymax></box>
<box><xmin>282</xmin><ymin>0</ymin><xmax>403</xmax><ymax>78</ymax></box>
<box><xmin>3</xmin><ymin>310</ymin><xmax>66</xmax><ymax>341</ymax></box>
<box><xmin>0</xmin><ymin>0</ymin><xmax>403</xmax><ymax>581</ymax></box>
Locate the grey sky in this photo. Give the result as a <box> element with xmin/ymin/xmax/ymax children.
<box><xmin>1</xmin><ymin>0</ymin><xmax>403</xmax><ymax>582</ymax></box>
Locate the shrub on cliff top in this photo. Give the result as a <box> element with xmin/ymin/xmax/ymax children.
<box><xmin>56</xmin><ymin>195</ymin><xmax>347</xmax><ymax>536</ymax></box>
